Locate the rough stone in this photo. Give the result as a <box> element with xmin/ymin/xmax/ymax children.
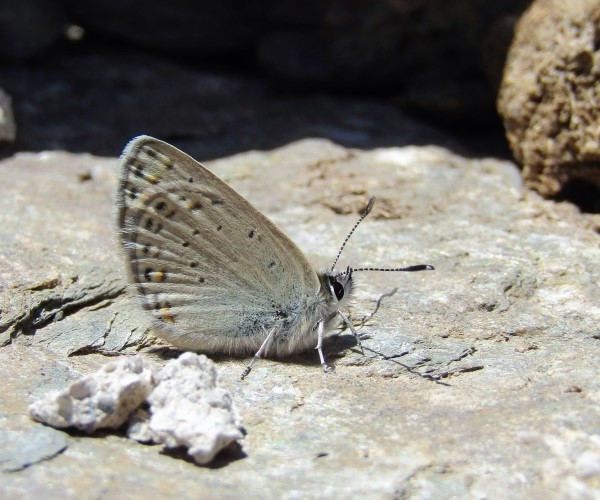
<box><xmin>0</xmin><ymin>150</ymin><xmax>145</xmax><ymax>349</ymax></box>
<box><xmin>128</xmin><ymin>353</ymin><xmax>244</xmax><ymax>465</ymax></box>
<box><xmin>0</xmin><ymin>425</ymin><xmax>68</xmax><ymax>472</ymax></box>
<box><xmin>498</xmin><ymin>0</ymin><xmax>600</xmax><ymax>202</ymax></box>
<box><xmin>29</xmin><ymin>356</ymin><xmax>155</xmax><ymax>432</ymax></box>
<box><xmin>26</xmin><ymin>350</ymin><xmax>243</xmax><ymax>466</ymax></box>
<box><xmin>1</xmin><ymin>140</ymin><xmax>599</xmax><ymax>496</ymax></box>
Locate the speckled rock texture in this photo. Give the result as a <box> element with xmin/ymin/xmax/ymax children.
<box><xmin>1</xmin><ymin>140</ymin><xmax>599</xmax><ymax>497</ymax></box>
<box><xmin>128</xmin><ymin>353</ymin><xmax>244</xmax><ymax>465</ymax></box>
<box><xmin>28</xmin><ymin>352</ymin><xmax>243</xmax><ymax>465</ymax></box>
<box><xmin>29</xmin><ymin>356</ymin><xmax>155</xmax><ymax>432</ymax></box>
<box><xmin>498</xmin><ymin>0</ymin><xmax>600</xmax><ymax>200</ymax></box>
<box><xmin>0</xmin><ymin>426</ymin><xmax>68</xmax><ymax>473</ymax></box>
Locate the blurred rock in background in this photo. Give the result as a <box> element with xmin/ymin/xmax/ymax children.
<box><xmin>498</xmin><ymin>0</ymin><xmax>600</xmax><ymax>212</ymax></box>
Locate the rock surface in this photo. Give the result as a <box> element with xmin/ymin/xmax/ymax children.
<box><xmin>29</xmin><ymin>356</ymin><xmax>155</xmax><ymax>432</ymax></box>
<box><xmin>0</xmin><ymin>426</ymin><xmax>68</xmax><ymax>473</ymax></box>
<box><xmin>27</xmin><ymin>351</ymin><xmax>243</xmax><ymax>465</ymax></box>
<box><xmin>498</xmin><ymin>0</ymin><xmax>600</xmax><ymax>203</ymax></box>
<box><xmin>128</xmin><ymin>353</ymin><xmax>244</xmax><ymax>465</ymax></box>
<box><xmin>1</xmin><ymin>139</ymin><xmax>599</xmax><ymax>496</ymax></box>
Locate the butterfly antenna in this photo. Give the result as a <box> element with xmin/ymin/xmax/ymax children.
<box><xmin>352</xmin><ymin>264</ymin><xmax>435</xmax><ymax>273</ymax></box>
<box><xmin>330</xmin><ymin>196</ymin><xmax>376</xmax><ymax>272</ymax></box>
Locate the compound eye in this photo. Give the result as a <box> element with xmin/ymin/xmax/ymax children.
<box><xmin>331</xmin><ymin>280</ymin><xmax>345</xmax><ymax>301</ymax></box>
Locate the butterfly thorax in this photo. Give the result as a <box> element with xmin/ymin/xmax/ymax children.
<box><xmin>255</xmin><ymin>270</ymin><xmax>354</xmax><ymax>356</ymax></box>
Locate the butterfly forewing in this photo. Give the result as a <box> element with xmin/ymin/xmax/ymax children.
<box><xmin>116</xmin><ymin>136</ymin><xmax>321</xmax><ymax>350</ymax></box>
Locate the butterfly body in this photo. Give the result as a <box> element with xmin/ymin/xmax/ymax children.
<box><xmin>116</xmin><ymin>136</ymin><xmax>353</xmax><ymax>359</ymax></box>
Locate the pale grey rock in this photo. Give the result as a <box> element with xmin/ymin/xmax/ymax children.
<box><xmin>25</xmin><ymin>351</ymin><xmax>242</xmax><ymax>466</ymax></box>
<box><xmin>29</xmin><ymin>356</ymin><xmax>155</xmax><ymax>432</ymax></box>
<box><xmin>0</xmin><ymin>151</ymin><xmax>145</xmax><ymax>350</ymax></box>
<box><xmin>128</xmin><ymin>353</ymin><xmax>244</xmax><ymax>465</ymax></box>
<box><xmin>0</xmin><ymin>425</ymin><xmax>68</xmax><ymax>472</ymax></box>
<box><xmin>541</xmin><ymin>428</ymin><xmax>600</xmax><ymax>499</ymax></box>
<box><xmin>126</xmin><ymin>407</ymin><xmax>153</xmax><ymax>443</ymax></box>
<box><xmin>0</xmin><ymin>140</ymin><xmax>598</xmax><ymax>497</ymax></box>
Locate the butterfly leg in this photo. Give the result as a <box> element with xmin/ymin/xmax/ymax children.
<box><xmin>337</xmin><ymin>311</ymin><xmax>364</xmax><ymax>354</ymax></box>
<box><xmin>241</xmin><ymin>327</ymin><xmax>276</xmax><ymax>380</ymax></box>
<box><xmin>315</xmin><ymin>320</ymin><xmax>333</xmax><ymax>373</ymax></box>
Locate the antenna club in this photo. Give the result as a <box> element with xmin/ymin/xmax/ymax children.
<box><xmin>365</xmin><ymin>196</ymin><xmax>376</xmax><ymax>215</ymax></box>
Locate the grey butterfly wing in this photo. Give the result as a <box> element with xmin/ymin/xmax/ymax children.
<box><xmin>116</xmin><ymin>136</ymin><xmax>321</xmax><ymax>354</ymax></box>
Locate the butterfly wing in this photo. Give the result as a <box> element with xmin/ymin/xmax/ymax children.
<box><xmin>116</xmin><ymin>136</ymin><xmax>322</xmax><ymax>354</ymax></box>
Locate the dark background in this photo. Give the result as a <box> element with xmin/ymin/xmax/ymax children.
<box><xmin>0</xmin><ymin>0</ymin><xmax>530</xmax><ymax>161</ymax></box>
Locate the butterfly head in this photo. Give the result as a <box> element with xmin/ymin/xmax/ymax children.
<box><xmin>323</xmin><ymin>266</ymin><xmax>354</xmax><ymax>311</ymax></box>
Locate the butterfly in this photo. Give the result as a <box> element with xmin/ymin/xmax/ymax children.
<box><xmin>116</xmin><ymin>136</ymin><xmax>433</xmax><ymax>378</ymax></box>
